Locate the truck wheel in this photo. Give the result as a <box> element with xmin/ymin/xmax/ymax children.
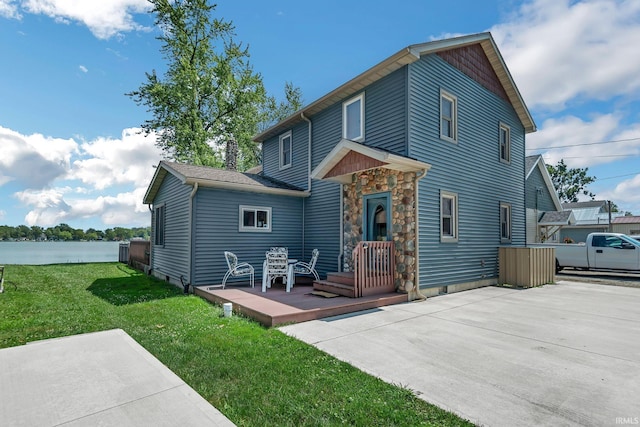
<box><xmin>555</xmin><ymin>259</ymin><xmax>562</xmax><ymax>273</ymax></box>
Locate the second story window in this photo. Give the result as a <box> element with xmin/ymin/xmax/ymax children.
<box><xmin>279</xmin><ymin>131</ymin><xmax>292</xmax><ymax>170</ymax></box>
<box><xmin>440</xmin><ymin>90</ymin><xmax>457</xmax><ymax>142</ymax></box>
<box><xmin>499</xmin><ymin>123</ymin><xmax>510</xmax><ymax>163</ymax></box>
<box><xmin>500</xmin><ymin>202</ymin><xmax>512</xmax><ymax>242</ymax></box>
<box><xmin>343</xmin><ymin>93</ymin><xmax>364</xmax><ymax>141</ymax></box>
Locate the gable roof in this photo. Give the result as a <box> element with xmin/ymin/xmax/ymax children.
<box><xmin>525</xmin><ymin>155</ymin><xmax>539</xmax><ymax>177</ymax></box>
<box><xmin>143</xmin><ymin>161</ymin><xmax>308</xmax><ymax>204</ymax></box>
<box><xmin>561</xmin><ymin>200</ymin><xmax>608</xmax><ymax>210</ymax></box>
<box><xmin>254</xmin><ymin>32</ymin><xmax>535</xmax><ymax>143</ymax></box>
<box><xmin>310</xmin><ymin>139</ymin><xmax>432</xmax><ymax>184</ymax></box>
<box><xmin>525</xmin><ymin>155</ymin><xmax>562</xmax><ymax>211</ymax></box>
<box><xmin>539</xmin><ymin>210</ymin><xmax>576</xmax><ymax>226</ymax></box>
<box><xmin>560</xmin><ymin>200</ymin><xmax>626</xmax><ymax>225</ymax></box>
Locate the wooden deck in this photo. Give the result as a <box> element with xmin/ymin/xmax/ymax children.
<box><xmin>194</xmin><ymin>279</ymin><xmax>408</xmax><ymax>327</ymax></box>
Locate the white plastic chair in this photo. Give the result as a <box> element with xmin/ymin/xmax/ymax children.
<box><xmin>293</xmin><ymin>249</ymin><xmax>320</xmax><ymax>281</ymax></box>
<box><xmin>262</xmin><ymin>249</ymin><xmax>292</xmax><ymax>292</ymax></box>
<box><xmin>222</xmin><ymin>251</ymin><xmax>254</xmax><ymax>288</ymax></box>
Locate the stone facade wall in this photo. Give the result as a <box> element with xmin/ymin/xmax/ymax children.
<box><xmin>343</xmin><ymin>168</ymin><xmax>417</xmax><ymax>293</ymax></box>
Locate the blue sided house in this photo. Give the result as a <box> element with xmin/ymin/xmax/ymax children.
<box><xmin>143</xmin><ymin>32</ymin><xmax>536</xmax><ymax>299</ymax></box>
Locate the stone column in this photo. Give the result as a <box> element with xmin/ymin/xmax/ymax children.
<box><xmin>342</xmin><ymin>168</ymin><xmax>417</xmax><ymax>293</ymax></box>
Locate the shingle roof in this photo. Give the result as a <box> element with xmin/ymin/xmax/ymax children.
<box><xmin>525</xmin><ymin>155</ymin><xmax>541</xmax><ymax>177</ymax></box>
<box><xmin>612</xmin><ymin>215</ymin><xmax>640</xmax><ymax>224</ymax></box>
<box><xmin>143</xmin><ymin>161</ymin><xmax>307</xmax><ymax>204</ymax></box>
<box><xmin>254</xmin><ymin>32</ymin><xmax>535</xmax><ymax>143</ymax></box>
<box><xmin>525</xmin><ymin>155</ymin><xmax>563</xmax><ymax>211</ymax></box>
<box><xmin>539</xmin><ymin>210</ymin><xmax>575</xmax><ymax>225</ymax></box>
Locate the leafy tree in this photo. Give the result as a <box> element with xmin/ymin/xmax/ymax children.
<box><xmin>58</xmin><ymin>231</ymin><xmax>73</xmax><ymax>241</ymax></box>
<box><xmin>112</xmin><ymin>227</ymin><xmax>133</xmax><ymax>241</ymax></box>
<box><xmin>31</xmin><ymin>226</ymin><xmax>44</xmax><ymax>240</ymax></box>
<box><xmin>260</xmin><ymin>81</ymin><xmax>304</xmax><ymax>132</ymax></box>
<box><xmin>128</xmin><ymin>0</ymin><xmax>267</xmax><ymax>170</ymax></box>
<box><xmin>0</xmin><ymin>224</ymin><xmax>151</xmax><ymax>241</ymax></box>
<box><xmin>0</xmin><ymin>226</ymin><xmax>11</xmax><ymax>240</ymax></box>
<box><xmin>17</xmin><ymin>225</ymin><xmax>30</xmax><ymax>239</ymax></box>
<box><xmin>73</xmin><ymin>229</ymin><xmax>86</xmax><ymax>241</ymax></box>
<box><xmin>546</xmin><ymin>159</ymin><xmax>596</xmax><ymax>203</ymax></box>
<box><xmin>104</xmin><ymin>229</ymin><xmax>116</xmax><ymax>241</ymax></box>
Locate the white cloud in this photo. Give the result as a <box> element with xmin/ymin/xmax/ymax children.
<box><xmin>70</xmin><ymin>128</ymin><xmax>163</xmax><ymax>190</ymax></box>
<box><xmin>0</xmin><ymin>0</ymin><xmax>20</xmax><ymax>18</ymax></box>
<box><xmin>12</xmin><ymin>0</ymin><xmax>152</xmax><ymax>39</ymax></box>
<box><xmin>0</xmin><ymin>126</ymin><xmax>77</xmax><ymax>188</ymax></box>
<box><xmin>527</xmin><ymin>114</ymin><xmax>640</xmax><ymax>168</ymax></box>
<box><xmin>15</xmin><ymin>188</ymin><xmax>72</xmax><ymax>226</ymax></box>
<box><xmin>2</xmin><ymin>124</ymin><xmax>162</xmax><ymax>227</ymax></box>
<box><xmin>0</xmin><ymin>210</ymin><xmax>5</xmax><ymax>220</ymax></box>
<box><xmin>15</xmin><ymin>185</ymin><xmax>152</xmax><ymax>227</ymax></box>
<box><xmin>598</xmin><ymin>174</ymin><xmax>640</xmax><ymax>214</ymax></box>
<box><xmin>495</xmin><ymin>1</ymin><xmax>640</xmax><ymax>212</ymax></box>
<box><xmin>78</xmin><ymin>65</ymin><xmax>88</xmax><ymax>73</ymax></box>
<box><xmin>492</xmin><ymin>0</ymin><xmax>640</xmax><ymax>110</ymax></box>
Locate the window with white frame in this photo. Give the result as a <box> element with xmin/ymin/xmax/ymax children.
<box><xmin>440</xmin><ymin>191</ymin><xmax>458</xmax><ymax>242</ymax></box>
<box><xmin>154</xmin><ymin>204</ymin><xmax>165</xmax><ymax>246</ymax></box>
<box><xmin>499</xmin><ymin>123</ymin><xmax>510</xmax><ymax>163</ymax></box>
<box><xmin>279</xmin><ymin>131</ymin><xmax>292</xmax><ymax>170</ymax></box>
<box><xmin>239</xmin><ymin>205</ymin><xmax>271</xmax><ymax>232</ymax></box>
<box><xmin>343</xmin><ymin>93</ymin><xmax>364</xmax><ymax>141</ymax></box>
<box><xmin>440</xmin><ymin>90</ymin><xmax>457</xmax><ymax>142</ymax></box>
<box><xmin>500</xmin><ymin>202</ymin><xmax>512</xmax><ymax>242</ymax></box>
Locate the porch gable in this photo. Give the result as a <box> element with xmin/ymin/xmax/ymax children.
<box><xmin>326</xmin><ymin>150</ymin><xmax>387</xmax><ymax>179</ymax></box>
<box><xmin>311</xmin><ymin>138</ymin><xmax>431</xmax><ymax>184</ymax></box>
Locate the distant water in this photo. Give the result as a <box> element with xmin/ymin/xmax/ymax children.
<box><xmin>0</xmin><ymin>241</ymin><xmax>123</xmax><ymax>265</ymax></box>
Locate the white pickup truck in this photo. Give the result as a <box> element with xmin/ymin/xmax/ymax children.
<box><xmin>545</xmin><ymin>233</ymin><xmax>640</xmax><ymax>273</ymax></box>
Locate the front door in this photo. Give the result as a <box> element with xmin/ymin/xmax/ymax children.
<box><xmin>364</xmin><ymin>193</ymin><xmax>390</xmax><ymax>241</ymax></box>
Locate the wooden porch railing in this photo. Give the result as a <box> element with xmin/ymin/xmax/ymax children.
<box><xmin>352</xmin><ymin>241</ymin><xmax>395</xmax><ymax>297</ymax></box>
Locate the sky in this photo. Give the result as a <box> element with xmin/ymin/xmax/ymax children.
<box><xmin>1</xmin><ymin>0</ymin><xmax>639</xmax><ymax>231</ymax></box>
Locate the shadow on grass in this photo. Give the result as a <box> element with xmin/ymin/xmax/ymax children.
<box><xmin>87</xmin><ymin>269</ymin><xmax>183</xmax><ymax>306</ymax></box>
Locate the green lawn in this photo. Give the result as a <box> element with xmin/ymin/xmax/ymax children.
<box><xmin>0</xmin><ymin>263</ymin><xmax>473</xmax><ymax>426</ymax></box>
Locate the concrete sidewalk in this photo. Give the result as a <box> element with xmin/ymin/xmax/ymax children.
<box><xmin>0</xmin><ymin>329</ymin><xmax>234</xmax><ymax>426</ymax></box>
<box><xmin>281</xmin><ymin>281</ymin><xmax>640</xmax><ymax>426</ymax></box>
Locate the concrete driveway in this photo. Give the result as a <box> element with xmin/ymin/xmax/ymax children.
<box><xmin>280</xmin><ymin>281</ymin><xmax>640</xmax><ymax>426</ymax></box>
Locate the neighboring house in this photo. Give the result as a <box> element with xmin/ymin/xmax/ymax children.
<box><xmin>611</xmin><ymin>216</ymin><xmax>640</xmax><ymax>236</ymax></box>
<box><xmin>144</xmin><ymin>32</ymin><xmax>536</xmax><ymax>296</ymax></box>
<box><xmin>559</xmin><ymin>200</ymin><xmax>624</xmax><ymax>243</ymax></box>
<box><xmin>524</xmin><ymin>155</ymin><xmax>574</xmax><ymax>243</ymax></box>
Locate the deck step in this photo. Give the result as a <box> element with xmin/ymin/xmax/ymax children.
<box><xmin>325</xmin><ymin>272</ymin><xmax>354</xmax><ymax>286</ymax></box>
<box><xmin>313</xmin><ymin>279</ymin><xmax>356</xmax><ymax>298</ymax></box>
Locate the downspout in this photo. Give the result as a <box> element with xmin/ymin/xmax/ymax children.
<box><xmin>413</xmin><ymin>169</ymin><xmax>428</xmax><ymax>300</ymax></box>
<box><xmin>148</xmin><ymin>204</ymin><xmax>153</xmax><ymax>275</ymax></box>
<box><xmin>184</xmin><ymin>182</ymin><xmax>198</xmax><ymax>294</ymax></box>
<box><xmin>301</xmin><ymin>113</ymin><xmax>312</xmax><ymax>193</ymax></box>
<box><xmin>339</xmin><ymin>184</ymin><xmax>344</xmax><ymax>272</ymax></box>
<box><xmin>301</xmin><ymin>113</ymin><xmax>312</xmax><ymax>258</ymax></box>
